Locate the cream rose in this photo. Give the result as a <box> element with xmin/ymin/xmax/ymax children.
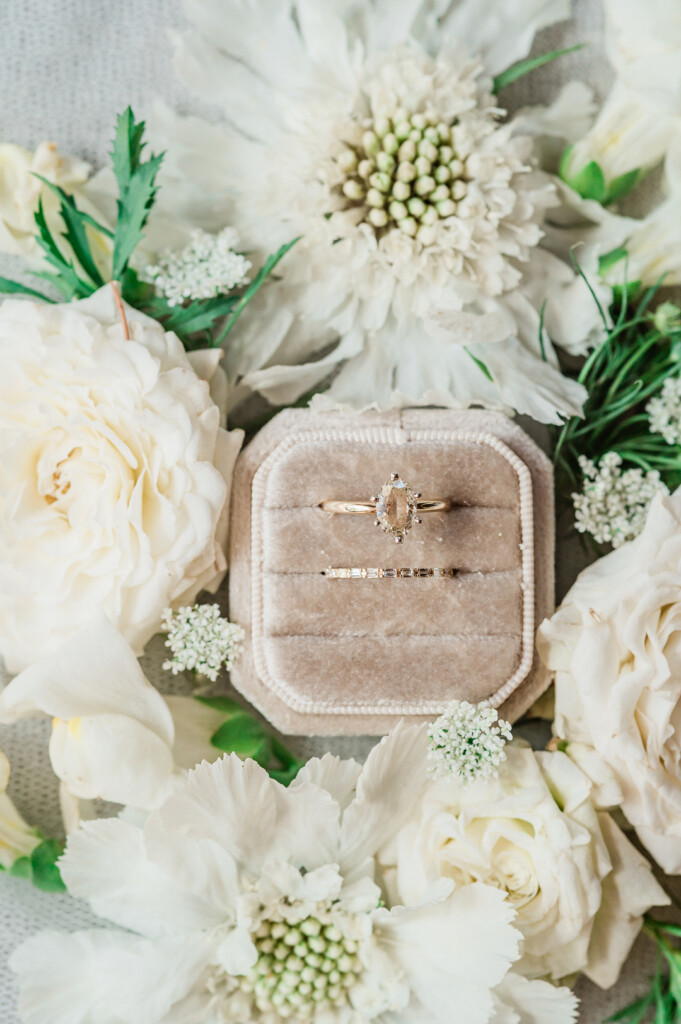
<box><xmin>538</xmin><ymin>488</ymin><xmax>681</xmax><ymax>874</ymax></box>
<box><xmin>0</xmin><ymin>141</ymin><xmax>91</xmax><ymax>257</ymax></box>
<box><xmin>0</xmin><ymin>287</ymin><xmax>243</xmax><ymax>672</ymax></box>
<box><xmin>381</xmin><ymin>744</ymin><xmax>666</xmax><ymax>988</ymax></box>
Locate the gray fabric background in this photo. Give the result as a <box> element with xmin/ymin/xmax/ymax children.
<box><xmin>0</xmin><ymin>1</ymin><xmax>666</xmax><ymax>1021</ymax></box>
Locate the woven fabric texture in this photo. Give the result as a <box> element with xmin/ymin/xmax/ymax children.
<box><xmin>0</xmin><ymin>1</ymin><xmax>663</xmax><ymax>1021</ymax></box>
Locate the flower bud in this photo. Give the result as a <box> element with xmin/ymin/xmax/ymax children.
<box><xmin>369</xmin><ymin>171</ymin><xmax>391</xmax><ymax>193</ymax></box>
<box><xmin>407</xmin><ymin>196</ymin><xmax>426</xmax><ymax>218</ymax></box>
<box><xmin>342</xmin><ymin>179</ymin><xmax>364</xmax><ymax>201</ymax></box>
<box><xmin>400</xmin><ymin>216</ymin><xmax>418</xmax><ymax>236</ymax></box>
<box><xmin>376</xmin><ymin>151</ymin><xmax>395</xmax><ymax>173</ymax></box>
<box><xmin>389</xmin><ymin>200</ymin><xmax>408</xmax><ymax>221</ymax></box>
<box><xmin>414</xmin><ymin>156</ymin><xmax>432</xmax><ymax>177</ymax></box>
<box><xmin>436</xmin><ymin>198</ymin><xmax>457</xmax><ymax>217</ymax></box>
<box><xmin>396</xmin><ymin>161</ymin><xmax>416</xmax><ymax>183</ymax></box>
<box><xmin>430</xmin><ymin>184</ymin><xmax>450</xmax><ymax>203</ymax></box>
<box><xmin>368</xmin><ymin>207</ymin><xmax>388</xmax><ymax>228</ymax></box>
<box><xmin>382</xmin><ymin>132</ymin><xmax>399</xmax><ymax>155</ymax></box>
<box><xmin>414</xmin><ymin>174</ymin><xmax>435</xmax><ymax>196</ymax></box>
<box><xmin>362</xmin><ymin>130</ymin><xmax>380</xmax><ymax>156</ymax></box>
<box><xmin>392</xmin><ymin>180</ymin><xmax>410</xmax><ymax>201</ymax></box>
<box><xmin>397</xmin><ymin>139</ymin><xmax>417</xmax><ymax>162</ymax></box>
<box><xmin>366</xmin><ymin>188</ymin><xmax>385</xmax><ymax>208</ymax></box>
<box><xmin>357</xmin><ymin>159</ymin><xmax>373</xmax><ymax>179</ymax></box>
<box><xmin>417</xmin><ymin>139</ymin><xmax>438</xmax><ymax>163</ymax></box>
<box><xmin>337</xmin><ymin>149</ymin><xmax>358</xmax><ymax>173</ymax></box>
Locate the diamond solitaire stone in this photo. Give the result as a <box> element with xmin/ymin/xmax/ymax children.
<box><xmin>376</xmin><ymin>473</ymin><xmax>418</xmax><ymax>541</ymax></box>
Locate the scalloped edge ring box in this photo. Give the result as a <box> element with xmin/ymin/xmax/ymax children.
<box><xmin>228</xmin><ymin>408</ymin><xmax>554</xmax><ymax>735</ymax></box>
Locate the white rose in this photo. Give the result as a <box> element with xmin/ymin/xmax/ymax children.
<box><xmin>0</xmin><ymin>141</ymin><xmax>91</xmax><ymax>256</ymax></box>
<box><xmin>381</xmin><ymin>744</ymin><xmax>667</xmax><ymax>988</ymax></box>
<box><xmin>538</xmin><ymin>488</ymin><xmax>681</xmax><ymax>874</ymax></box>
<box><xmin>0</xmin><ymin>286</ymin><xmax>243</xmax><ymax>672</ymax></box>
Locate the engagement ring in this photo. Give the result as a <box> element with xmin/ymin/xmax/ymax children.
<box><xmin>319</xmin><ymin>472</ymin><xmax>451</xmax><ymax>542</ymax></box>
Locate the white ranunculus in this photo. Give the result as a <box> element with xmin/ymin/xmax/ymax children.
<box><xmin>381</xmin><ymin>744</ymin><xmax>666</xmax><ymax>988</ymax></box>
<box><xmin>10</xmin><ymin>731</ymin><xmax>577</xmax><ymax>1024</ymax></box>
<box><xmin>0</xmin><ymin>286</ymin><xmax>243</xmax><ymax>672</ymax></box>
<box><xmin>561</xmin><ymin>0</ymin><xmax>681</xmax><ymax>187</ymax></box>
<box><xmin>0</xmin><ymin>141</ymin><xmax>91</xmax><ymax>257</ymax></box>
<box><xmin>142</xmin><ymin>0</ymin><xmax>609</xmax><ymax>424</ymax></box>
<box><xmin>0</xmin><ymin>749</ymin><xmax>41</xmax><ymax>869</ymax></box>
<box><xmin>537</xmin><ymin>488</ymin><xmax>681</xmax><ymax>874</ymax></box>
<box><xmin>0</xmin><ymin>614</ymin><xmax>226</xmax><ymax>828</ymax></box>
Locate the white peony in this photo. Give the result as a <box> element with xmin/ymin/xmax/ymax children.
<box><xmin>0</xmin><ymin>614</ymin><xmax>227</xmax><ymax>830</ymax></box>
<box><xmin>381</xmin><ymin>743</ymin><xmax>667</xmax><ymax>988</ymax></box>
<box><xmin>0</xmin><ymin>286</ymin><xmax>243</xmax><ymax>672</ymax></box>
<box><xmin>0</xmin><ymin>141</ymin><xmax>92</xmax><ymax>257</ymax></box>
<box><xmin>146</xmin><ymin>0</ymin><xmax>612</xmax><ymax>423</ymax></box>
<box><xmin>10</xmin><ymin>731</ymin><xmax>577</xmax><ymax>1024</ymax></box>
<box><xmin>0</xmin><ymin>748</ymin><xmax>41</xmax><ymax>870</ymax></box>
<box><xmin>538</xmin><ymin>488</ymin><xmax>681</xmax><ymax>874</ymax></box>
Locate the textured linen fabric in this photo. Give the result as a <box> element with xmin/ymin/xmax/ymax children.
<box><xmin>0</xmin><ymin>1</ymin><xmax>665</xmax><ymax>1021</ymax></box>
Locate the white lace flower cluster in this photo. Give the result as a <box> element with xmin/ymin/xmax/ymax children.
<box><xmin>146</xmin><ymin>227</ymin><xmax>251</xmax><ymax>306</ymax></box>
<box><xmin>648</xmin><ymin>376</ymin><xmax>681</xmax><ymax>445</ymax></box>
<box><xmin>572</xmin><ymin>452</ymin><xmax>668</xmax><ymax>547</ymax></box>
<box><xmin>427</xmin><ymin>700</ymin><xmax>512</xmax><ymax>784</ymax></box>
<box><xmin>162</xmin><ymin>603</ymin><xmax>245</xmax><ymax>681</ymax></box>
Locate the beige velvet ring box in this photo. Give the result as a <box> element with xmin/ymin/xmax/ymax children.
<box><xmin>228</xmin><ymin>408</ymin><xmax>554</xmax><ymax>735</ymax></box>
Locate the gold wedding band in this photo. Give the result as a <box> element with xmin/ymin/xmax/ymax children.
<box><xmin>319</xmin><ymin>472</ymin><xmax>451</xmax><ymax>543</ymax></box>
<box><xmin>322</xmin><ymin>567</ymin><xmax>456</xmax><ymax>579</ymax></box>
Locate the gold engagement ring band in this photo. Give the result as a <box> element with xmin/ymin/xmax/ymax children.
<box><xmin>319</xmin><ymin>472</ymin><xmax>451</xmax><ymax>543</ymax></box>
<box><xmin>322</xmin><ymin>567</ymin><xmax>456</xmax><ymax>579</ymax></box>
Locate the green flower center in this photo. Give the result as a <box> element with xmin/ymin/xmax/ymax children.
<box><xmin>335</xmin><ymin>107</ymin><xmax>469</xmax><ymax>241</ymax></box>
<box><xmin>242</xmin><ymin>914</ymin><xmax>363</xmax><ymax>1019</ymax></box>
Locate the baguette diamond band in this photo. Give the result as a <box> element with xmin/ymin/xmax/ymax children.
<box><xmin>322</xmin><ymin>567</ymin><xmax>456</xmax><ymax>579</ymax></box>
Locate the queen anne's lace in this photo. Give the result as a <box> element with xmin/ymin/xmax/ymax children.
<box><xmin>648</xmin><ymin>376</ymin><xmax>681</xmax><ymax>445</ymax></box>
<box><xmin>162</xmin><ymin>604</ymin><xmax>245</xmax><ymax>681</ymax></box>
<box><xmin>427</xmin><ymin>701</ymin><xmax>512</xmax><ymax>784</ymax></box>
<box><xmin>146</xmin><ymin>228</ymin><xmax>251</xmax><ymax>306</ymax></box>
<box><xmin>572</xmin><ymin>452</ymin><xmax>668</xmax><ymax>547</ymax></box>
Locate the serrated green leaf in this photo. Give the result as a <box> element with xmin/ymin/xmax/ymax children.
<box><xmin>111</xmin><ymin>107</ymin><xmax>146</xmax><ymax>194</ymax></box>
<box><xmin>156</xmin><ymin>295</ymin><xmax>240</xmax><ymax>337</ymax></box>
<box><xmin>0</xmin><ymin>276</ymin><xmax>54</xmax><ymax>301</ymax></box>
<box><xmin>34</xmin><ymin>175</ymin><xmax>104</xmax><ymax>287</ymax></box>
<box><xmin>29</xmin><ymin>839</ymin><xmax>66</xmax><ymax>893</ymax></box>
<box><xmin>493</xmin><ymin>44</ymin><xmax>586</xmax><ymax>92</ymax></box>
<box><xmin>606</xmin><ymin>168</ymin><xmax>641</xmax><ymax>204</ymax></box>
<box><xmin>33</xmin><ymin>198</ymin><xmax>93</xmax><ymax>299</ymax></box>
<box><xmin>210</xmin><ymin>712</ymin><xmax>271</xmax><ymax>761</ymax></box>
<box><xmin>113</xmin><ymin>153</ymin><xmax>163</xmax><ymax>281</ymax></box>
<box><xmin>215</xmin><ymin>238</ymin><xmax>299</xmax><ymax>345</ymax></box>
<box><xmin>563</xmin><ymin>158</ymin><xmax>607</xmax><ymax>203</ymax></box>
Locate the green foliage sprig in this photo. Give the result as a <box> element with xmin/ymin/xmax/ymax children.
<box><xmin>553</xmin><ymin>282</ymin><xmax>681</xmax><ymax>496</ymax></box>
<box><xmin>197</xmin><ymin>696</ymin><xmax>305</xmax><ymax>786</ymax></box>
<box><xmin>3</xmin><ymin>838</ymin><xmax>66</xmax><ymax>893</ymax></box>
<box><xmin>607</xmin><ymin>918</ymin><xmax>681</xmax><ymax>1023</ymax></box>
<box><xmin>0</xmin><ymin>107</ymin><xmax>293</xmax><ymax>350</ymax></box>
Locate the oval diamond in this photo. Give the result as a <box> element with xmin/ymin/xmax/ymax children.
<box><xmin>376</xmin><ymin>475</ymin><xmax>417</xmax><ymax>538</ymax></box>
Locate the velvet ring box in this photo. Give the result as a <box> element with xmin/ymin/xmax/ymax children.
<box><xmin>228</xmin><ymin>408</ymin><xmax>554</xmax><ymax>735</ymax></box>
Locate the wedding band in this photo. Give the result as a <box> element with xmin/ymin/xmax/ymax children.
<box><xmin>319</xmin><ymin>472</ymin><xmax>451</xmax><ymax>543</ymax></box>
<box><xmin>322</xmin><ymin>567</ymin><xmax>456</xmax><ymax>579</ymax></box>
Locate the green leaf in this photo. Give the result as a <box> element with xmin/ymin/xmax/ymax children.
<box><xmin>598</xmin><ymin>247</ymin><xmax>628</xmax><ymax>276</ymax></box>
<box><xmin>464</xmin><ymin>347</ymin><xmax>494</xmax><ymax>382</ymax></box>
<box><xmin>7</xmin><ymin>856</ymin><xmax>32</xmax><ymax>880</ymax></box>
<box><xmin>605</xmin><ymin>168</ymin><xmax>641</xmax><ymax>204</ymax></box>
<box><xmin>34</xmin><ymin>175</ymin><xmax>105</xmax><ymax>287</ymax></box>
<box><xmin>562</xmin><ymin>157</ymin><xmax>607</xmax><ymax>203</ymax></box>
<box><xmin>210</xmin><ymin>712</ymin><xmax>271</xmax><ymax>762</ymax></box>
<box><xmin>33</xmin><ymin>198</ymin><xmax>94</xmax><ymax>299</ymax></box>
<box><xmin>110</xmin><ymin>108</ymin><xmax>164</xmax><ymax>281</ymax></box>
<box><xmin>148</xmin><ymin>294</ymin><xmax>240</xmax><ymax>338</ymax></box>
<box><xmin>493</xmin><ymin>44</ymin><xmax>586</xmax><ymax>92</ymax></box>
<box><xmin>0</xmin><ymin>276</ymin><xmax>54</xmax><ymax>301</ymax></box>
<box><xmin>196</xmin><ymin>695</ymin><xmax>244</xmax><ymax>715</ymax></box>
<box><xmin>30</xmin><ymin>839</ymin><xmax>66</xmax><ymax>892</ymax></box>
<box><xmin>215</xmin><ymin>238</ymin><xmax>299</xmax><ymax>345</ymax></box>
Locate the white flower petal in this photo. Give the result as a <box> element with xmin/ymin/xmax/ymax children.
<box><xmin>10</xmin><ymin>929</ymin><xmax>212</xmax><ymax>1024</ymax></box>
<box><xmin>60</xmin><ymin>816</ymin><xmax>236</xmax><ymax>937</ymax></box>
<box><xmin>491</xmin><ymin>972</ymin><xmax>578</xmax><ymax>1024</ymax></box>
<box><xmin>378</xmin><ymin>883</ymin><xmax>520</xmax><ymax>1024</ymax></box>
<box><xmin>50</xmin><ymin>714</ymin><xmax>175</xmax><ymax>808</ymax></box>
<box><xmin>164</xmin><ymin>695</ymin><xmax>225</xmax><ymax>771</ymax></box>
<box><xmin>292</xmin><ymin>753</ymin><xmax>363</xmax><ymax>810</ymax></box>
<box><xmin>216</xmin><ymin>927</ymin><xmax>258</xmax><ymax>975</ymax></box>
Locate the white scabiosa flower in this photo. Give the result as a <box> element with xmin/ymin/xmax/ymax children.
<box><xmin>162</xmin><ymin>603</ymin><xmax>245</xmax><ymax>681</ymax></box>
<box><xmin>149</xmin><ymin>0</ymin><xmax>600</xmax><ymax>424</ymax></box>
<box><xmin>9</xmin><ymin>729</ymin><xmax>578</xmax><ymax>1024</ymax></box>
<box><xmin>146</xmin><ymin>227</ymin><xmax>251</xmax><ymax>306</ymax></box>
<box><xmin>427</xmin><ymin>701</ymin><xmax>512</xmax><ymax>784</ymax></box>
<box><xmin>648</xmin><ymin>376</ymin><xmax>681</xmax><ymax>445</ymax></box>
<box><xmin>572</xmin><ymin>452</ymin><xmax>668</xmax><ymax>547</ymax></box>
<box><xmin>0</xmin><ymin>751</ymin><xmax>41</xmax><ymax>871</ymax></box>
